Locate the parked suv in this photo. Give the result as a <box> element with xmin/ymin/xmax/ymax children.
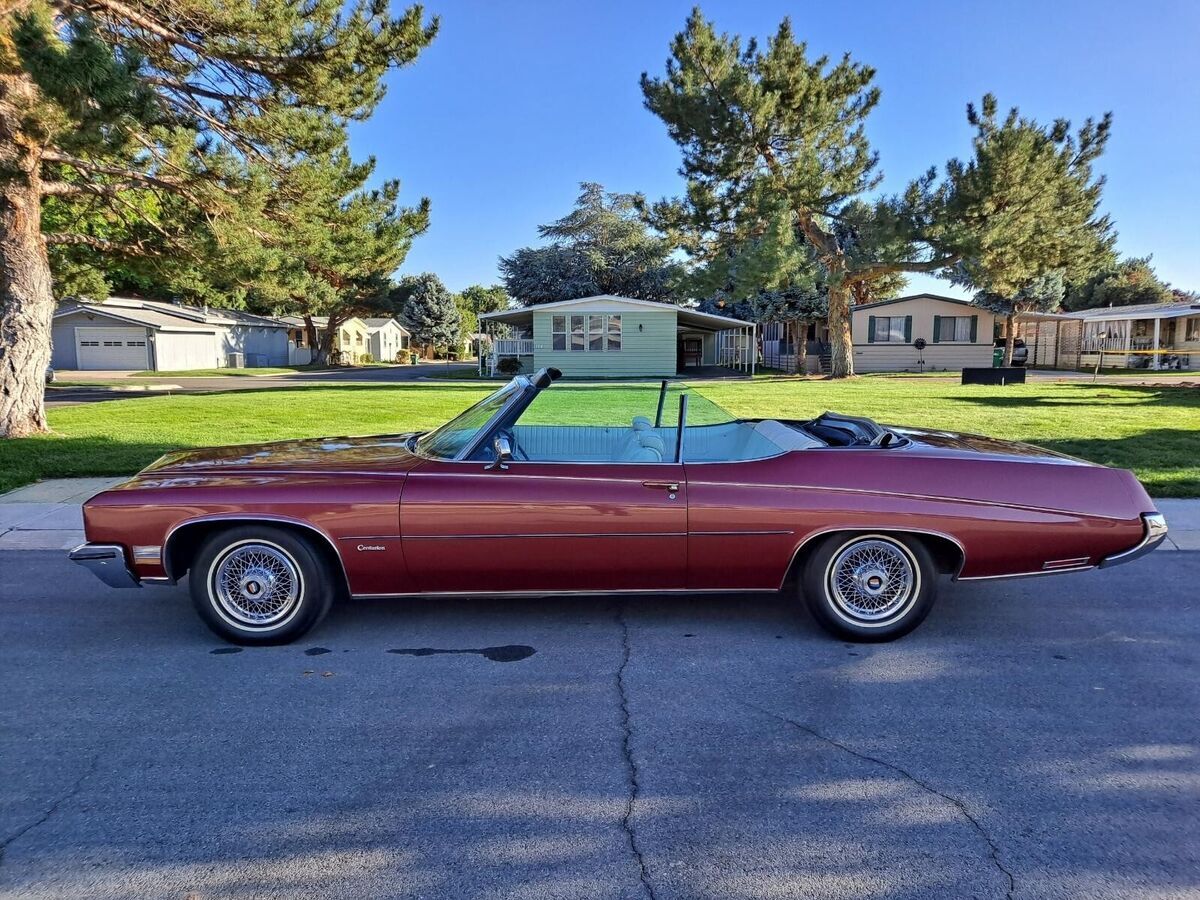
<box><xmin>994</xmin><ymin>337</ymin><xmax>1028</xmax><ymax>366</ymax></box>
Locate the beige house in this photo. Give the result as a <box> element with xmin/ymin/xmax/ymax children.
<box><xmin>850</xmin><ymin>294</ymin><xmax>995</xmax><ymax>372</ymax></box>
<box><xmin>363</xmin><ymin>318</ymin><xmax>410</xmax><ymax>363</ymax></box>
<box><xmin>1017</xmin><ymin>299</ymin><xmax>1200</xmax><ymax>370</ymax></box>
<box><xmin>278</xmin><ymin>315</ymin><xmax>371</xmax><ymax>364</ymax></box>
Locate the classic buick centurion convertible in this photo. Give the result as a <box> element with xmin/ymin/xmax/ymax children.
<box><xmin>70</xmin><ymin>368</ymin><xmax>1167</xmax><ymax>644</ymax></box>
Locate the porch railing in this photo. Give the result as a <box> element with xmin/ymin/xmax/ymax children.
<box><xmin>487</xmin><ymin>338</ymin><xmax>535</xmax><ymax>375</ymax></box>
<box><xmin>492</xmin><ymin>339</ymin><xmax>534</xmax><ymax>356</ymax></box>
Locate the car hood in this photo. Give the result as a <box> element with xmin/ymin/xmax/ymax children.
<box><xmin>890</xmin><ymin>426</ymin><xmax>1088</xmax><ymax>465</ymax></box>
<box><xmin>141</xmin><ymin>433</ymin><xmax>422</xmax><ymax>475</ymax></box>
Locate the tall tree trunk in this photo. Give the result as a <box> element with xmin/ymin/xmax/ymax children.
<box><xmin>302</xmin><ymin>313</ymin><xmax>321</xmax><ymax>365</ymax></box>
<box><xmin>795</xmin><ymin>318</ymin><xmax>809</xmax><ymax>374</ymax></box>
<box><xmin>826</xmin><ymin>270</ymin><xmax>854</xmax><ymax>378</ymax></box>
<box><xmin>1004</xmin><ymin>312</ymin><xmax>1015</xmax><ymax>366</ymax></box>
<box><xmin>319</xmin><ymin>314</ymin><xmax>344</xmax><ymax>365</ymax></box>
<box><xmin>0</xmin><ymin>73</ymin><xmax>54</xmax><ymax>438</ymax></box>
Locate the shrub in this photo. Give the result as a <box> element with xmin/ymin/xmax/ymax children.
<box><xmin>497</xmin><ymin>356</ymin><xmax>523</xmax><ymax>376</ymax></box>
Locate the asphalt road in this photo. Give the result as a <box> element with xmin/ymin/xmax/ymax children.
<box><xmin>46</xmin><ymin>363</ymin><xmax>478</xmax><ymax>406</ymax></box>
<box><xmin>2</xmin><ymin>551</ymin><xmax>1198</xmax><ymax>899</ymax></box>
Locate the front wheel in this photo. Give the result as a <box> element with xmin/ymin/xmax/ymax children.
<box><xmin>190</xmin><ymin>525</ymin><xmax>334</xmax><ymax>645</ymax></box>
<box><xmin>801</xmin><ymin>533</ymin><xmax>937</xmax><ymax>642</ymax></box>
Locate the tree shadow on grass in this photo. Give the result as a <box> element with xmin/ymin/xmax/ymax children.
<box><xmin>1036</xmin><ymin>428</ymin><xmax>1200</xmax><ymax>497</ymax></box>
<box><xmin>950</xmin><ymin>382</ymin><xmax>1200</xmax><ymax>410</ymax></box>
<box><xmin>0</xmin><ymin>437</ymin><xmax>181</xmax><ymax>493</ymax></box>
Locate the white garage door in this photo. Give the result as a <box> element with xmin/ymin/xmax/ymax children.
<box><xmin>75</xmin><ymin>327</ymin><xmax>150</xmax><ymax>370</ymax></box>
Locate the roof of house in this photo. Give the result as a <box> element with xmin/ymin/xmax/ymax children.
<box><xmin>276</xmin><ymin>315</ymin><xmax>372</xmax><ymax>329</ymax></box>
<box><xmin>56</xmin><ymin>296</ymin><xmax>286</xmax><ymax>331</ymax></box>
<box><xmin>1062</xmin><ymin>300</ymin><xmax>1200</xmax><ymax>321</ymax></box>
<box><xmin>362</xmin><ymin>317</ymin><xmax>410</xmax><ymax>333</ymax></box>
<box><xmin>56</xmin><ymin>299</ymin><xmax>218</xmax><ymax>333</ymax></box>
<box><xmin>479</xmin><ymin>295</ymin><xmax>752</xmax><ymax>330</ymax></box>
<box><xmin>853</xmin><ymin>293</ymin><xmax>982</xmax><ymax>312</ymax></box>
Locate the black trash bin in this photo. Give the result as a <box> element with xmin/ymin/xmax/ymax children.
<box><xmin>962</xmin><ymin>367</ymin><xmax>1026</xmax><ymax>385</ymax></box>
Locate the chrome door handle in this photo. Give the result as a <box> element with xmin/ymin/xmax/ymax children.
<box><xmin>642</xmin><ymin>481</ymin><xmax>680</xmax><ymax>491</ymax></box>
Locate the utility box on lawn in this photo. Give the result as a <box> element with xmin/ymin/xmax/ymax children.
<box><xmin>962</xmin><ymin>367</ymin><xmax>1026</xmax><ymax>385</ymax></box>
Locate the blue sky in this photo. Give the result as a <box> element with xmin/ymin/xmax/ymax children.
<box><xmin>350</xmin><ymin>0</ymin><xmax>1200</xmax><ymax>298</ymax></box>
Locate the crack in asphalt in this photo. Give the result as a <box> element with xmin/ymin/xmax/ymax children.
<box><xmin>743</xmin><ymin>701</ymin><xmax>1015</xmax><ymax>900</ymax></box>
<box><xmin>0</xmin><ymin>752</ymin><xmax>99</xmax><ymax>867</ymax></box>
<box><xmin>615</xmin><ymin>604</ymin><xmax>656</xmax><ymax>900</ymax></box>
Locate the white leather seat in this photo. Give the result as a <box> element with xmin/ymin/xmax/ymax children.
<box><xmin>614</xmin><ymin>417</ymin><xmax>657</xmax><ymax>461</ymax></box>
<box><xmin>636</xmin><ymin>433</ymin><xmax>666</xmax><ymax>462</ymax></box>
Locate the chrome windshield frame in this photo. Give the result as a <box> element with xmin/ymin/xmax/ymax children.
<box><xmin>409</xmin><ymin>376</ymin><xmax>532</xmax><ymax>463</ymax></box>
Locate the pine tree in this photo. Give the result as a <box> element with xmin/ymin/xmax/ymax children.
<box><xmin>641</xmin><ymin>10</ymin><xmax>1114</xmax><ymax>377</ymax></box>
<box><xmin>750</xmin><ymin>287</ymin><xmax>828</xmax><ymax>375</ymax></box>
<box><xmin>0</xmin><ymin>0</ymin><xmax>437</xmax><ymax>435</ymax></box>
<box><xmin>393</xmin><ymin>273</ymin><xmax>460</xmax><ymax>353</ymax></box>
<box><xmin>500</xmin><ymin>182</ymin><xmax>679</xmax><ymax>305</ymax></box>
<box><xmin>1063</xmin><ymin>257</ymin><xmax>1173</xmax><ymax>311</ymax></box>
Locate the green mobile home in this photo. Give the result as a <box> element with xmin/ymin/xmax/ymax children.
<box><xmin>479</xmin><ymin>296</ymin><xmax>755</xmax><ymax>378</ymax></box>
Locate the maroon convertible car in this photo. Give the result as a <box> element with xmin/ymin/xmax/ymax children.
<box><xmin>71</xmin><ymin>368</ymin><xmax>1167</xmax><ymax>644</ymax></box>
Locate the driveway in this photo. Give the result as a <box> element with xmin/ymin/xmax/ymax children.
<box><xmin>1</xmin><ymin>550</ymin><xmax>1197</xmax><ymax>899</ymax></box>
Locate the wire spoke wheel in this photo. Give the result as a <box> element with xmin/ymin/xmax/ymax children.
<box><xmin>210</xmin><ymin>541</ymin><xmax>302</xmax><ymax>628</ymax></box>
<box><xmin>827</xmin><ymin>538</ymin><xmax>917</xmax><ymax>622</ymax></box>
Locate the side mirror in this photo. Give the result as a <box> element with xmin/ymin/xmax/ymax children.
<box><xmin>487</xmin><ymin>434</ymin><xmax>513</xmax><ymax>470</ymax></box>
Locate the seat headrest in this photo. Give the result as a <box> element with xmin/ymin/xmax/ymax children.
<box><xmin>639</xmin><ymin>433</ymin><xmax>666</xmax><ymax>454</ymax></box>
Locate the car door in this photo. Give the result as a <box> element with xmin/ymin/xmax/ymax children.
<box><xmin>399</xmin><ymin>457</ymin><xmax>687</xmax><ymax>594</ymax></box>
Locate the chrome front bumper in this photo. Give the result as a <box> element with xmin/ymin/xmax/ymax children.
<box><xmin>68</xmin><ymin>543</ymin><xmax>141</xmax><ymax>588</ymax></box>
<box><xmin>1099</xmin><ymin>513</ymin><xmax>1169</xmax><ymax>569</ymax></box>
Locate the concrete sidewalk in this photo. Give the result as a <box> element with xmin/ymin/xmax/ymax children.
<box><xmin>0</xmin><ymin>478</ymin><xmax>125</xmax><ymax>550</ymax></box>
<box><xmin>1</xmin><ymin>477</ymin><xmax>1198</xmax><ymax>551</ymax></box>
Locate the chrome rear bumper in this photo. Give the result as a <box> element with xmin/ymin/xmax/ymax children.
<box><xmin>68</xmin><ymin>543</ymin><xmax>140</xmax><ymax>588</ymax></box>
<box><xmin>1099</xmin><ymin>513</ymin><xmax>1169</xmax><ymax>568</ymax></box>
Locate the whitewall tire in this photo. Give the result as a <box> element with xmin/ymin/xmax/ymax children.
<box><xmin>801</xmin><ymin>533</ymin><xmax>937</xmax><ymax>642</ymax></box>
<box><xmin>190</xmin><ymin>525</ymin><xmax>334</xmax><ymax>645</ymax></box>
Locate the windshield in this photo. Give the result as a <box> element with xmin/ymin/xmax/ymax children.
<box><xmin>501</xmin><ymin>381</ymin><xmax>745</xmax><ymax>463</ymax></box>
<box><xmin>414</xmin><ymin>379</ymin><xmax>523</xmax><ymax>460</ymax></box>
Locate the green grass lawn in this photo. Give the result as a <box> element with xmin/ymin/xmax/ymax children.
<box><xmin>1</xmin><ymin>379</ymin><xmax>1196</xmax><ymax>496</ymax></box>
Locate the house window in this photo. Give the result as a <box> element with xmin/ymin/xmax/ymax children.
<box><xmin>341</xmin><ymin>330</ymin><xmax>349</xmax><ymax>344</ymax></box>
<box><xmin>936</xmin><ymin>316</ymin><xmax>973</xmax><ymax>342</ymax></box>
<box><xmin>873</xmin><ymin>316</ymin><xmax>907</xmax><ymax>342</ymax></box>
<box><xmin>607</xmin><ymin>315</ymin><xmax>621</xmax><ymax>351</ymax></box>
<box><xmin>548</xmin><ymin>313</ymin><xmax>624</xmax><ymax>352</ymax></box>
<box><xmin>552</xmin><ymin>313</ymin><xmax>623</xmax><ymax>352</ymax></box>
<box><xmin>356</xmin><ymin>332</ymin><xmax>363</xmax><ymax>345</ymax></box>
<box><xmin>1187</xmin><ymin>317</ymin><xmax>1200</xmax><ymax>342</ymax></box>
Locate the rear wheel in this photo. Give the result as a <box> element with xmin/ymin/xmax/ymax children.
<box><xmin>801</xmin><ymin>533</ymin><xmax>937</xmax><ymax>642</ymax></box>
<box><xmin>189</xmin><ymin>525</ymin><xmax>334</xmax><ymax>645</ymax></box>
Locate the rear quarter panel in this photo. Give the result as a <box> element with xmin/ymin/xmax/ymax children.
<box><xmin>685</xmin><ymin>448</ymin><xmax>1150</xmax><ymax>587</ymax></box>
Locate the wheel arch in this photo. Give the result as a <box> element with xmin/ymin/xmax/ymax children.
<box><xmin>164</xmin><ymin>515</ymin><xmax>350</xmax><ymax>595</ymax></box>
<box><xmin>781</xmin><ymin>527</ymin><xmax>966</xmax><ymax>588</ymax></box>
